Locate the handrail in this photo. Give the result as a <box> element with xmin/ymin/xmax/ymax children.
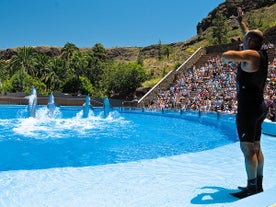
<box><xmin>138</xmin><ymin>70</ymin><xmax>174</xmax><ymax>104</ymax></box>
<box><xmin>138</xmin><ymin>47</ymin><xmax>206</xmax><ymax>106</ymax></box>
<box><xmin>176</xmin><ymin>47</ymin><xmax>203</xmax><ymax>72</ymax></box>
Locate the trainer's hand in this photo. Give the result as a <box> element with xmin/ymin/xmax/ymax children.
<box><xmin>230</xmin><ymin>7</ymin><xmax>243</xmax><ymax>23</ymax></box>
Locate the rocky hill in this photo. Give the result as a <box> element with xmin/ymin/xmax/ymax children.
<box><xmin>1</xmin><ymin>0</ymin><xmax>276</xmax><ymax>80</ymax></box>
<box><xmin>197</xmin><ymin>0</ymin><xmax>276</xmax><ymax>34</ymax></box>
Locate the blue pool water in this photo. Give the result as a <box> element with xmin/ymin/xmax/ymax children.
<box><xmin>0</xmin><ymin>105</ymin><xmax>237</xmax><ymax>171</ymax></box>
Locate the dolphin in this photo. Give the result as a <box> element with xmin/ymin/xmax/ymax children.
<box><xmin>27</xmin><ymin>86</ymin><xmax>37</xmax><ymax>118</ymax></box>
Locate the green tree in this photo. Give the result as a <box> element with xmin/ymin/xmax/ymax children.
<box><xmin>137</xmin><ymin>49</ymin><xmax>144</xmax><ymax>66</ymax></box>
<box><xmin>0</xmin><ymin>79</ymin><xmax>12</xmax><ymax>95</ymax></box>
<box><xmin>158</xmin><ymin>40</ymin><xmax>162</xmax><ymax>60</ymax></box>
<box><xmin>69</xmin><ymin>51</ymin><xmax>90</xmax><ymax>91</ymax></box>
<box><xmin>104</xmin><ymin>62</ymin><xmax>147</xmax><ymax>96</ymax></box>
<box><xmin>39</xmin><ymin>64</ymin><xmax>59</xmax><ymax>92</ymax></box>
<box><xmin>61</xmin><ymin>76</ymin><xmax>79</xmax><ymax>94</ymax></box>
<box><xmin>212</xmin><ymin>11</ymin><xmax>228</xmax><ymax>45</ymax></box>
<box><xmin>50</xmin><ymin>57</ymin><xmax>69</xmax><ymax>90</ymax></box>
<box><xmin>86</xmin><ymin>43</ymin><xmax>111</xmax><ymax>89</ymax></box>
<box><xmin>247</xmin><ymin>11</ymin><xmax>264</xmax><ymax>29</ymax></box>
<box><xmin>9</xmin><ymin>70</ymin><xmax>46</xmax><ymax>94</ymax></box>
<box><xmin>60</xmin><ymin>75</ymin><xmax>93</xmax><ymax>95</ymax></box>
<box><xmin>0</xmin><ymin>61</ymin><xmax>9</xmax><ymax>81</ymax></box>
<box><xmin>10</xmin><ymin>46</ymin><xmax>37</xmax><ymax>76</ymax></box>
<box><xmin>61</xmin><ymin>42</ymin><xmax>79</xmax><ymax>61</ymax></box>
<box><xmin>79</xmin><ymin>76</ymin><xmax>94</xmax><ymax>95</ymax></box>
<box><xmin>35</xmin><ymin>53</ymin><xmax>50</xmax><ymax>79</ymax></box>
<box><xmin>9</xmin><ymin>69</ymin><xmax>28</xmax><ymax>92</ymax></box>
<box><xmin>91</xmin><ymin>43</ymin><xmax>108</xmax><ymax>61</ymax></box>
<box><xmin>0</xmin><ymin>61</ymin><xmax>11</xmax><ymax>94</ymax></box>
<box><xmin>162</xmin><ymin>45</ymin><xmax>173</xmax><ymax>59</ymax></box>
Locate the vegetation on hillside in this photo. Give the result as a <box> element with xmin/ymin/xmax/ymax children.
<box><xmin>197</xmin><ymin>3</ymin><xmax>276</xmax><ymax>47</ymax></box>
<box><xmin>0</xmin><ymin>43</ymin><xmax>147</xmax><ymax>98</ymax></box>
<box><xmin>0</xmin><ymin>3</ymin><xmax>275</xmax><ymax>99</ymax></box>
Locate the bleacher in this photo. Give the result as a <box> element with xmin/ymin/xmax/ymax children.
<box><xmin>137</xmin><ymin>41</ymin><xmax>275</xmax><ymax>116</ymax></box>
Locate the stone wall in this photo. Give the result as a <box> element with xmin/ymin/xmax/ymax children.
<box><xmin>0</xmin><ymin>95</ymin><xmax>123</xmax><ymax>107</ymax></box>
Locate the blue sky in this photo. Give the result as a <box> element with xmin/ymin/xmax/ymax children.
<box><xmin>1</xmin><ymin>0</ymin><xmax>224</xmax><ymax>49</ymax></box>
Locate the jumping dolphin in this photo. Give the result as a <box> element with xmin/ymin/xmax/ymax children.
<box><xmin>27</xmin><ymin>86</ymin><xmax>37</xmax><ymax>118</ymax></box>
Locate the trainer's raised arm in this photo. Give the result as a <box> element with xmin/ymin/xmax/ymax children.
<box><xmin>230</xmin><ymin>7</ymin><xmax>249</xmax><ymax>35</ymax></box>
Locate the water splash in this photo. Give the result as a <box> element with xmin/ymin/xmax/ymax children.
<box><xmin>47</xmin><ymin>93</ymin><xmax>59</xmax><ymax>117</ymax></box>
<box><xmin>12</xmin><ymin>109</ymin><xmax>127</xmax><ymax>140</ymax></box>
<box><xmin>26</xmin><ymin>86</ymin><xmax>37</xmax><ymax>118</ymax></box>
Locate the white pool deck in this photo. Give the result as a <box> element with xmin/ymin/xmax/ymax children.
<box><xmin>0</xmin><ymin>133</ymin><xmax>275</xmax><ymax>207</ymax></box>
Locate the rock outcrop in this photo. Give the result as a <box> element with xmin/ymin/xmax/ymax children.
<box><xmin>196</xmin><ymin>0</ymin><xmax>276</xmax><ymax>34</ymax></box>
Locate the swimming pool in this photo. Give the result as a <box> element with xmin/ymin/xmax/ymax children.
<box><xmin>0</xmin><ymin>105</ymin><xmax>237</xmax><ymax>171</ymax></box>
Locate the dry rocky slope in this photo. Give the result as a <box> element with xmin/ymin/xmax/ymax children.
<box><xmin>197</xmin><ymin>0</ymin><xmax>275</xmax><ymax>34</ymax></box>
<box><xmin>0</xmin><ymin>0</ymin><xmax>275</xmax><ymax>63</ymax></box>
<box><xmin>0</xmin><ymin>0</ymin><xmax>276</xmax><ymax>105</ymax></box>
<box><xmin>0</xmin><ymin>0</ymin><xmax>275</xmax><ymax>92</ymax></box>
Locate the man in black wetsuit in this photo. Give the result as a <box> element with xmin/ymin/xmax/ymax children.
<box><xmin>222</xmin><ymin>8</ymin><xmax>268</xmax><ymax>199</ymax></box>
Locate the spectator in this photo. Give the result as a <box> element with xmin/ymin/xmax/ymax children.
<box><xmin>146</xmin><ymin>49</ymin><xmax>275</xmax><ymax>118</ymax></box>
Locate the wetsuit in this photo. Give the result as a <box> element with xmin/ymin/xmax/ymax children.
<box><xmin>236</xmin><ymin>50</ymin><xmax>268</xmax><ymax>142</ymax></box>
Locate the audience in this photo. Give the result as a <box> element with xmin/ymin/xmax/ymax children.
<box><xmin>146</xmin><ymin>50</ymin><xmax>276</xmax><ymax>120</ymax></box>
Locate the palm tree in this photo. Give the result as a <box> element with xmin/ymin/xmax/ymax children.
<box><xmin>8</xmin><ymin>47</ymin><xmax>37</xmax><ymax>91</ymax></box>
<box><xmin>91</xmin><ymin>43</ymin><xmax>108</xmax><ymax>61</ymax></box>
<box><xmin>87</xmin><ymin>44</ymin><xmax>109</xmax><ymax>87</ymax></box>
<box><xmin>41</xmin><ymin>57</ymin><xmax>67</xmax><ymax>91</ymax></box>
<box><xmin>61</xmin><ymin>42</ymin><xmax>79</xmax><ymax>61</ymax></box>
<box><xmin>0</xmin><ymin>61</ymin><xmax>9</xmax><ymax>80</ymax></box>
<box><xmin>10</xmin><ymin>46</ymin><xmax>37</xmax><ymax>76</ymax></box>
<box><xmin>212</xmin><ymin>11</ymin><xmax>228</xmax><ymax>45</ymax></box>
<box><xmin>35</xmin><ymin>53</ymin><xmax>50</xmax><ymax>78</ymax></box>
<box><xmin>69</xmin><ymin>51</ymin><xmax>90</xmax><ymax>92</ymax></box>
